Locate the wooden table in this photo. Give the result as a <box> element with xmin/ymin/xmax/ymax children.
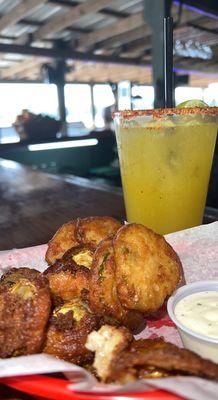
<box><xmin>0</xmin><ymin>158</ymin><xmax>217</xmax><ymax>251</ymax></box>
<box><xmin>0</xmin><ymin>158</ymin><xmax>125</xmax><ymax>250</ymax></box>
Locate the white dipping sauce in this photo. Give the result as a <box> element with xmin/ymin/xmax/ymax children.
<box><xmin>174</xmin><ymin>291</ymin><xmax>218</xmax><ymax>339</ymax></box>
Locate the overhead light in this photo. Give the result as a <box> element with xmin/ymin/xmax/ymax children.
<box><xmin>28</xmin><ymin>138</ymin><xmax>98</xmax><ymax>151</ymax></box>
<box><xmin>174</xmin><ymin>40</ymin><xmax>213</xmax><ymax>60</ymax></box>
<box><xmin>1</xmin><ymin>137</ymin><xmax>20</xmax><ymax>144</ymax></box>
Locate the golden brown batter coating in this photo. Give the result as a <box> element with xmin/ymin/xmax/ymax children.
<box><xmin>46</xmin><ymin>220</ymin><xmax>79</xmax><ymax>265</ymax></box>
<box><xmin>114</xmin><ymin>224</ymin><xmax>182</xmax><ymax>313</ymax></box>
<box><xmin>86</xmin><ymin>325</ymin><xmax>218</xmax><ymax>384</ymax></box>
<box><xmin>89</xmin><ymin>223</ymin><xmax>181</xmax><ymax>327</ymax></box>
<box><xmin>86</xmin><ymin>325</ymin><xmax>132</xmax><ymax>382</ymax></box>
<box><xmin>109</xmin><ymin>338</ymin><xmax>218</xmax><ymax>383</ymax></box>
<box><xmin>89</xmin><ymin>237</ymin><xmax>146</xmax><ymax>333</ymax></box>
<box><xmin>0</xmin><ymin>268</ymin><xmax>51</xmax><ymax>358</ymax></box>
<box><xmin>44</xmin><ymin>299</ymin><xmax>100</xmax><ymax>365</ymax></box>
<box><xmin>44</xmin><ymin>244</ymin><xmax>95</xmax><ymax>304</ymax></box>
<box><xmin>89</xmin><ymin>238</ymin><xmax>125</xmax><ymax>321</ymax></box>
<box><xmin>76</xmin><ymin>216</ymin><xmax>122</xmax><ymax>246</ymax></box>
<box><xmin>45</xmin><ymin>216</ymin><xmax>122</xmax><ymax>265</ymax></box>
<box><xmin>45</xmin><ymin>217</ymin><xmax>122</xmax><ymax>305</ymax></box>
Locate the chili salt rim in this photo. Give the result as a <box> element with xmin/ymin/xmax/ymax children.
<box><xmin>113</xmin><ymin>107</ymin><xmax>218</xmax><ymax>120</ymax></box>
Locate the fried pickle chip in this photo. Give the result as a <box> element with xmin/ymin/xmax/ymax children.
<box><xmin>86</xmin><ymin>324</ymin><xmax>132</xmax><ymax>382</ymax></box>
<box><xmin>44</xmin><ymin>298</ymin><xmax>100</xmax><ymax>365</ymax></box>
<box><xmin>86</xmin><ymin>325</ymin><xmax>218</xmax><ymax>384</ymax></box>
<box><xmin>77</xmin><ymin>217</ymin><xmax>122</xmax><ymax>246</ymax></box>
<box><xmin>44</xmin><ymin>245</ymin><xmax>95</xmax><ymax>304</ymax></box>
<box><xmin>0</xmin><ymin>268</ymin><xmax>51</xmax><ymax>358</ymax></box>
<box><xmin>89</xmin><ymin>237</ymin><xmax>146</xmax><ymax>333</ymax></box>
<box><xmin>45</xmin><ymin>216</ymin><xmax>122</xmax><ymax>265</ymax></box>
<box><xmin>89</xmin><ymin>238</ymin><xmax>124</xmax><ymax>320</ymax></box>
<box><xmin>46</xmin><ymin>220</ymin><xmax>79</xmax><ymax>265</ymax></box>
<box><xmin>109</xmin><ymin>338</ymin><xmax>218</xmax><ymax>383</ymax></box>
<box><xmin>114</xmin><ymin>224</ymin><xmax>182</xmax><ymax>313</ymax></box>
<box><xmin>45</xmin><ymin>217</ymin><xmax>122</xmax><ymax>304</ymax></box>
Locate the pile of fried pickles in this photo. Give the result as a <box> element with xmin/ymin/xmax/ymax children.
<box><xmin>0</xmin><ymin>216</ymin><xmax>218</xmax><ymax>383</ymax></box>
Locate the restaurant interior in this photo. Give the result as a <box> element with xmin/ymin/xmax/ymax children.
<box><xmin>0</xmin><ymin>0</ymin><xmax>217</xmax><ymax>249</ymax></box>
<box><xmin>0</xmin><ymin>2</ymin><xmax>218</xmax><ymax>400</ymax></box>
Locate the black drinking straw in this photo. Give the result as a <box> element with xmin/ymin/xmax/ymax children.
<box><xmin>163</xmin><ymin>16</ymin><xmax>174</xmax><ymax>108</ymax></box>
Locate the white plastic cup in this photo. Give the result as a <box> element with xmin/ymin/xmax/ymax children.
<box><xmin>167</xmin><ymin>281</ymin><xmax>218</xmax><ymax>363</ymax></box>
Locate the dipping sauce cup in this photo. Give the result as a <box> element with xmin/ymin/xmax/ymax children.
<box><xmin>113</xmin><ymin>107</ymin><xmax>218</xmax><ymax>234</ymax></box>
<box><xmin>167</xmin><ymin>281</ymin><xmax>218</xmax><ymax>363</ymax></box>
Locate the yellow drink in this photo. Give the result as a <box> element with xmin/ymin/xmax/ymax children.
<box><xmin>114</xmin><ymin>108</ymin><xmax>218</xmax><ymax>234</ymax></box>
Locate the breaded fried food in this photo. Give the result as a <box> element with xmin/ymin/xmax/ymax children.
<box><xmin>44</xmin><ymin>299</ymin><xmax>100</xmax><ymax>365</ymax></box>
<box><xmin>0</xmin><ymin>268</ymin><xmax>51</xmax><ymax>358</ymax></box>
<box><xmin>86</xmin><ymin>325</ymin><xmax>218</xmax><ymax>383</ymax></box>
<box><xmin>46</xmin><ymin>220</ymin><xmax>79</xmax><ymax>265</ymax></box>
<box><xmin>45</xmin><ymin>217</ymin><xmax>122</xmax><ymax>304</ymax></box>
<box><xmin>89</xmin><ymin>237</ymin><xmax>146</xmax><ymax>333</ymax></box>
<box><xmin>76</xmin><ymin>216</ymin><xmax>122</xmax><ymax>246</ymax></box>
<box><xmin>44</xmin><ymin>245</ymin><xmax>95</xmax><ymax>304</ymax></box>
<box><xmin>85</xmin><ymin>324</ymin><xmax>132</xmax><ymax>382</ymax></box>
<box><xmin>109</xmin><ymin>338</ymin><xmax>218</xmax><ymax>383</ymax></box>
<box><xmin>46</xmin><ymin>216</ymin><xmax>122</xmax><ymax>265</ymax></box>
<box><xmin>89</xmin><ymin>238</ymin><xmax>125</xmax><ymax>322</ymax></box>
<box><xmin>114</xmin><ymin>224</ymin><xmax>182</xmax><ymax>313</ymax></box>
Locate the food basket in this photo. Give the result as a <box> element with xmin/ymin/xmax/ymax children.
<box><xmin>0</xmin><ymin>222</ymin><xmax>217</xmax><ymax>400</ymax></box>
<box><xmin>0</xmin><ymin>374</ymin><xmax>182</xmax><ymax>399</ymax></box>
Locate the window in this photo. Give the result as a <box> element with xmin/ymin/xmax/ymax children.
<box><xmin>118</xmin><ymin>81</ymin><xmax>131</xmax><ymax>111</ymax></box>
<box><xmin>0</xmin><ymin>83</ymin><xmax>58</xmax><ymax>143</ymax></box>
<box><xmin>64</xmin><ymin>84</ymin><xmax>93</xmax><ymax>131</ymax></box>
<box><xmin>203</xmin><ymin>83</ymin><xmax>218</xmax><ymax>106</ymax></box>
<box><xmin>175</xmin><ymin>87</ymin><xmax>203</xmax><ymax>105</ymax></box>
<box><xmin>131</xmin><ymin>85</ymin><xmax>154</xmax><ymax>110</ymax></box>
<box><xmin>0</xmin><ymin>83</ymin><xmax>58</xmax><ymax>127</ymax></box>
<box><xmin>93</xmin><ymin>84</ymin><xmax>115</xmax><ymax>128</ymax></box>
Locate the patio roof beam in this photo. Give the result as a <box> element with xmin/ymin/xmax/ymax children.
<box><xmin>0</xmin><ymin>0</ymin><xmax>47</xmax><ymax>33</ymax></box>
<box><xmin>0</xmin><ymin>42</ymin><xmax>148</xmax><ymax>66</ymax></box>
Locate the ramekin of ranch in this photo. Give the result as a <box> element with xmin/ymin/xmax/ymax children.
<box><xmin>167</xmin><ymin>281</ymin><xmax>218</xmax><ymax>363</ymax></box>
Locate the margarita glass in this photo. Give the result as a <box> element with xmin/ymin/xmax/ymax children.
<box><xmin>114</xmin><ymin>107</ymin><xmax>218</xmax><ymax>234</ymax></box>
